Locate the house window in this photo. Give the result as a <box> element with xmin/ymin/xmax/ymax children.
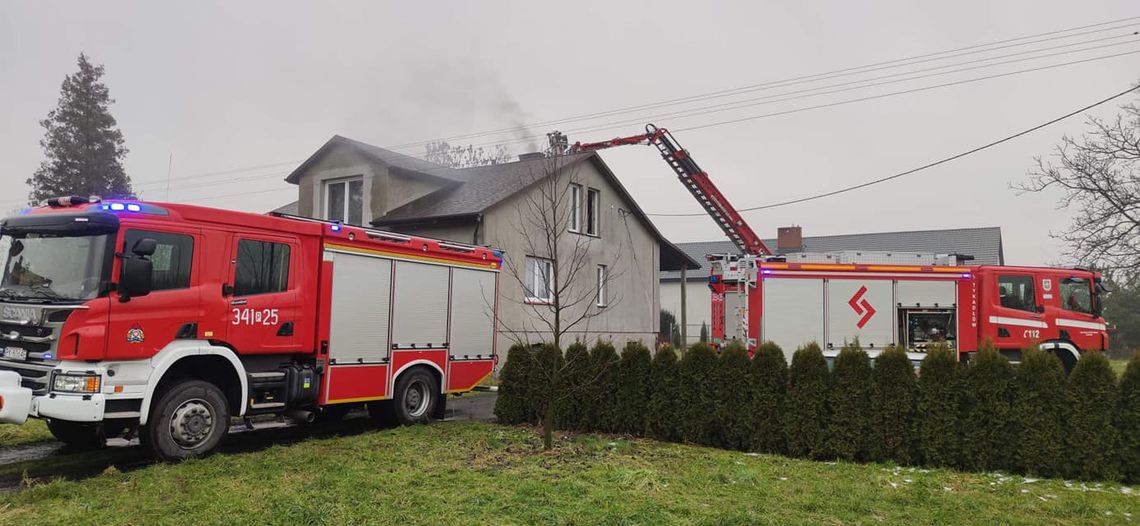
<box><xmin>596</xmin><ymin>264</ymin><xmax>608</xmax><ymax>307</ymax></box>
<box><xmin>124</xmin><ymin>229</ymin><xmax>193</xmax><ymax>291</ymax></box>
<box><xmin>234</xmin><ymin>239</ymin><xmax>291</xmax><ymax>296</ymax></box>
<box><xmin>568</xmin><ymin>184</ymin><xmax>582</xmax><ymax>233</ymax></box>
<box><xmin>524</xmin><ymin>256</ymin><xmax>554</xmax><ymax>303</ymax></box>
<box><xmin>998</xmin><ymin>275</ymin><xmax>1036</xmax><ymax>313</ymax></box>
<box><xmin>586</xmin><ymin>188</ymin><xmax>600</xmax><ymax>236</ymax></box>
<box><xmin>324</xmin><ymin>178</ymin><xmax>364</xmax><ymax>226</ymax></box>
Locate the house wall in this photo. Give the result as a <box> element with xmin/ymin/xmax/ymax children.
<box><xmin>660</xmin><ymin>279</ymin><xmax>712</xmax><ymax>345</ymax></box>
<box><xmin>387</xmin><ymin>222</ymin><xmax>479</xmax><ymax>245</ymax></box>
<box><xmin>481</xmin><ymin>160</ymin><xmax>661</xmax><ymax>355</ymax></box>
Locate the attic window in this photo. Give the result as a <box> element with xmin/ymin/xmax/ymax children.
<box><xmin>325</xmin><ymin>177</ymin><xmax>364</xmax><ymax>226</ymax></box>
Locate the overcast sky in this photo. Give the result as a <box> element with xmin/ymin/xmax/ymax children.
<box><xmin>2</xmin><ymin>1</ymin><xmax>1139</xmax><ymax>266</ymax></box>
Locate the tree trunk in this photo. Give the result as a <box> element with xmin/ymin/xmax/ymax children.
<box><xmin>542</xmin><ymin>402</ymin><xmax>554</xmax><ymax>450</ymax></box>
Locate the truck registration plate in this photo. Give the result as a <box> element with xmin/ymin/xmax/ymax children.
<box><xmin>2</xmin><ymin>347</ymin><xmax>27</xmax><ymax>361</ymax></box>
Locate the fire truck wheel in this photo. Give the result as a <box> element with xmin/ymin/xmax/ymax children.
<box><xmin>47</xmin><ymin>420</ymin><xmax>106</xmax><ymax>450</ymax></box>
<box><xmin>144</xmin><ymin>379</ymin><xmax>230</xmax><ymax>461</ymax></box>
<box><xmin>392</xmin><ymin>368</ymin><xmax>439</xmax><ymax>425</ymax></box>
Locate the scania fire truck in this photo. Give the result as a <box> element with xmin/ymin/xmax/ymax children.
<box><xmin>0</xmin><ymin>198</ymin><xmax>499</xmax><ymax>459</ymax></box>
<box><xmin>570</xmin><ymin>124</ymin><xmax>1108</xmax><ymax>370</ymax></box>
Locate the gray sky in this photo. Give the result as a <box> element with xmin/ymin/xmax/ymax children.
<box><xmin>2</xmin><ymin>1</ymin><xmax>1138</xmax><ymax>266</ymax></box>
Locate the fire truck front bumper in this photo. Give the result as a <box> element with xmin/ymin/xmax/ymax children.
<box><xmin>0</xmin><ymin>370</ymin><xmax>33</xmax><ymax>424</ymax></box>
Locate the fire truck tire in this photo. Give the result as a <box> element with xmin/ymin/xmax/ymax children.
<box><xmin>143</xmin><ymin>379</ymin><xmax>230</xmax><ymax>461</ymax></box>
<box><xmin>392</xmin><ymin>368</ymin><xmax>439</xmax><ymax>426</ymax></box>
<box><xmin>47</xmin><ymin>420</ymin><xmax>106</xmax><ymax>450</ymax></box>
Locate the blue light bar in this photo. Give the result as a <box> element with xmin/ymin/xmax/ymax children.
<box><xmin>330</xmin><ymin>222</ymin><xmax>342</xmax><ymax>232</ymax></box>
<box><xmin>126</xmin><ymin>204</ymin><xmax>141</xmax><ymax>212</ymax></box>
<box><xmin>108</xmin><ymin>203</ymin><xmax>126</xmax><ymax>211</ymax></box>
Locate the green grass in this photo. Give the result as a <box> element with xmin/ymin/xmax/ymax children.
<box><xmin>1111</xmin><ymin>359</ymin><xmax>1130</xmax><ymax>376</ymax></box>
<box><xmin>1</xmin><ymin>423</ymin><xmax>1136</xmax><ymax>525</ymax></box>
<box><xmin>0</xmin><ymin>420</ymin><xmax>51</xmax><ymax>449</ymax></box>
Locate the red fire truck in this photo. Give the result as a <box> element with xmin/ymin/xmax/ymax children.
<box><xmin>571</xmin><ymin>124</ymin><xmax>1108</xmax><ymax>370</ymax></box>
<box><xmin>0</xmin><ymin>198</ymin><xmax>499</xmax><ymax>459</ymax></box>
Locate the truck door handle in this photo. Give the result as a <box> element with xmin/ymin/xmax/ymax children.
<box><xmin>277</xmin><ymin>322</ymin><xmax>294</xmax><ymax>337</ymax></box>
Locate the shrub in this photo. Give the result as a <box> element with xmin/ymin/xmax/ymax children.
<box><xmin>1011</xmin><ymin>348</ymin><xmax>1065</xmax><ymax>477</ymax></box>
<box><xmin>871</xmin><ymin>345</ymin><xmax>917</xmax><ymax>465</ymax></box>
<box><xmin>749</xmin><ymin>341</ymin><xmax>788</xmax><ymax>454</ymax></box>
<box><xmin>1120</xmin><ymin>355</ymin><xmax>1140</xmax><ymax>483</ymax></box>
<box><xmin>1063</xmin><ymin>352</ymin><xmax>1120</xmax><ymax>481</ymax></box>
<box><xmin>587</xmin><ymin>341</ymin><xmax>620</xmax><ymax>432</ymax></box>
<box><xmin>961</xmin><ymin>342</ymin><xmax>1015</xmax><ymax>472</ymax></box>
<box><xmin>826</xmin><ymin>341</ymin><xmax>873</xmax><ymax>461</ymax></box>
<box><xmin>614</xmin><ymin>341</ymin><xmax>653</xmax><ymax>435</ymax></box>
<box><xmin>494</xmin><ymin>343</ymin><xmax>533</xmax><ymax>425</ymax></box>
<box><xmin>916</xmin><ymin>342</ymin><xmax>961</xmax><ymax>468</ymax></box>
<box><xmin>784</xmin><ymin>342</ymin><xmax>830</xmax><ymax>459</ymax></box>
<box><xmin>648</xmin><ymin>344</ymin><xmax>683</xmax><ymax>441</ymax></box>
<box><xmin>554</xmin><ymin>341</ymin><xmax>591</xmax><ymax>430</ymax></box>
<box><xmin>679</xmin><ymin>342</ymin><xmax>719</xmax><ymax>445</ymax></box>
<box><xmin>714</xmin><ymin>340</ymin><xmax>753</xmax><ymax>450</ymax></box>
<box><xmin>530</xmin><ymin>343</ymin><xmax>564</xmax><ymax>428</ymax></box>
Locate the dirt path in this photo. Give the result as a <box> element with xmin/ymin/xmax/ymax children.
<box><xmin>0</xmin><ymin>392</ymin><xmax>496</xmax><ymax>491</ymax></box>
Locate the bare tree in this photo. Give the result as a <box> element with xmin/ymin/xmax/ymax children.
<box><xmin>1017</xmin><ymin>93</ymin><xmax>1140</xmax><ymax>280</ymax></box>
<box><xmin>424</xmin><ymin>141</ymin><xmax>513</xmax><ymax>168</ymax></box>
<box><xmin>495</xmin><ymin>148</ymin><xmax>627</xmax><ymax>449</ymax></box>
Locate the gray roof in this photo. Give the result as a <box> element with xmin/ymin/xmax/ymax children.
<box><xmin>285</xmin><ymin>135</ymin><xmax>464</xmax><ymax>185</ymax></box>
<box><xmin>271</xmin><ymin>201</ymin><xmax>299</xmax><ymax>215</ymax></box>
<box><xmin>661</xmin><ymin>226</ymin><xmax>1004</xmax><ymax>280</ymax></box>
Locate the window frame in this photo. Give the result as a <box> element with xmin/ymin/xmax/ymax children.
<box><xmin>596</xmin><ymin>264</ymin><xmax>608</xmax><ymax>307</ymax></box>
<box><xmin>524</xmin><ymin>256</ymin><xmax>554</xmax><ymax>304</ymax></box>
<box><xmin>123</xmin><ymin>229</ymin><xmax>194</xmax><ymax>293</ymax></box>
<box><xmin>997</xmin><ymin>274</ymin><xmax>1037</xmax><ymax>313</ymax></box>
<box><xmin>1060</xmin><ymin>276</ymin><xmax>1094</xmax><ymax>314</ymax></box>
<box><xmin>233</xmin><ymin>238</ymin><xmax>292</xmax><ymax>297</ymax></box>
<box><xmin>322</xmin><ymin>176</ymin><xmax>365</xmax><ymax>226</ymax></box>
<box><xmin>568</xmin><ymin>183</ymin><xmax>582</xmax><ymax>233</ymax></box>
<box><xmin>585</xmin><ymin>187</ymin><xmax>600</xmax><ymax>236</ymax></box>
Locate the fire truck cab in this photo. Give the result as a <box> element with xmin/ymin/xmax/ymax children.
<box><xmin>0</xmin><ymin>197</ymin><xmax>499</xmax><ymax>459</ymax></box>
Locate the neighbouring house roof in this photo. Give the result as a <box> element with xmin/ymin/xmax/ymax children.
<box><xmin>271</xmin><ymin>201</ymin><xmax>299</xmax><ymax>215</ymax></box>
<box><xmin>660</xmin><ymin>226</ymin><xmax>1005</xmax><ymax>281</ymax></box>
<box><xmin>282</xmin><ymin>137</ymin><xmax>700</xmax><ymax>272</ymax></box>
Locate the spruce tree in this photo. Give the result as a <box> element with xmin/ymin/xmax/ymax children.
<box><xmin>715</xmin><ymin>341</ymin><xmax>753</xmax><ymax>450</ymax></box>
<box><xmin>614</xmin><ymin>341</ymin><xmax>653</xmax><ymax>435</ymax></box>
<box><xmin>749</xmin><ymin>341</ymin><xmax>788</xmax><ymax>454</ymax></box>
<box><xmin>494</xmin><ymin>344</ymin><xmax>533</xmax><ymax>424</ymax></box>
<box><xmin>1119</xmin><ymin>355</ymin><xmax>1140</xmax><ymax>483</ymax></box>
<box><xmin>679</xmin><ymin>342</ymin><xmax>719</xmax><ymax>445</ymax></box>
<box><xmin>826</xmin><ymin>341</ymin><xmax>873</xmax><ymax>461</ymax></box>
<box><xmin>784</xmin><ymin>343</ymin><xmax>830</xmax><ymax>459</ymax></box>
<box><xmin>961</xmin><ymin>343</ymin><xmax>1015</xmax><ymax>472</ymax></box>
<box><xmin>916</xmin><ymin>342</ymin><xmax>962</xmax><ymax>468</ymax></box>
<box><xmin>648</xmin><ymin>345</ymin><xmax>682</xmax><ymax>441</ymax></box>
<box><xmin>29</xmin><ymin>53</ymin><xmax>133</xmax><ymax>203</ymax></box>
<box><xmin>1063</xmin><ymin>352</ymin><xmax>1120</xmax><ymax>481</ymax></box>
<box><xmin>1012</xmin><ymin>348</ymin><xmax>1065</xmax><ymax>477</ymax></box>
<box><xmin>587</xmin><ymin>341</ymin><xmax>620</xmax><ymax>432</ymax></box>
<box><xmin>871</xmin><ymin>345</ymin><xmax>918</xmax><ymax>465</ymax></box>
<box><xmin>554</xmin><ymin>342</ymin><xmax>591</xmax><ymax>430</ymax></box>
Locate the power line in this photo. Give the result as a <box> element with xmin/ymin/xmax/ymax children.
<box><xmin>383</xmin><ymin>16</ymin><xmax>1140</xmax><ymax>151</ymax></box>
<box><xmin>645</xmin><ymin>84</ymin><xmax>1140</xmax><ymax>217</ymax></box>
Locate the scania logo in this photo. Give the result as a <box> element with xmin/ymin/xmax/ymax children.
<box><xmin>848</xmin><ymin>286</ymin><xmax>876</xmax><ymax>329</ymax></box>
<box><xmin>0</xmin><ymin>305</ymin><xmax>37</xmax><ymax>324</ymax></box>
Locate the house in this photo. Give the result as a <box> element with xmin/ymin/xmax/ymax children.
<box><xmin>277</xmin><ymin>135</ymin><xmax>699</xmax><ymax>353</ymax></box>
<box><xmin>660</xmin><ymin>226</ymin><xmax>1005</xmax><ymax>345</ymax></box>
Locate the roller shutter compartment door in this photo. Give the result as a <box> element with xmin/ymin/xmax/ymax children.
<box><xmin>449</xmin><ymin>268</ymin><xmax>497</xmax><ymax>359</ymax></box>
<box><xmin>391</xmin><ymin>261</ymin><xmax>450</xmax><ymax>348</ymax></box>
<box><xmin>328</xmin><ymin>252</ymin><xmax>391</xmax><ymax>364</ymax></box>
<box><xmin>761</xmin><ymin>278</ymin><xmax>824</xmax><ymax>363</ymax></box>
<box><xmin>827</xmin><ymin>279</ymin><xmax>893</xmax><ymax>350</ymax></box>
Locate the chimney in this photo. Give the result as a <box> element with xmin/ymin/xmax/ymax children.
<box><xmin>518</xmin><ymin>152</ymin><xmax>545</xmax><ymax>161</ymax></box>
<box><xmin>777</xmin><ymin>226</ymin><xmax>803</xmax><ymax>251</ymax></box>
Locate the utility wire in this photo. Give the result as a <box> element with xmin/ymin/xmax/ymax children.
<box><xmin>645</xmin><ymin>84</ymin><xmax>1140</xmax><ymax>216</ymax></box>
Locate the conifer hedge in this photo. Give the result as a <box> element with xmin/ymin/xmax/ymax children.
<box><xmin>679</xmin><ymin>342</ymin><xmax>719</xmax><ymax>445</ymax></box>
<box><xmin>1120</xmin><ymin>355</ymin><xmax>1140</xmax><ymax>483</ymax></box>
<box><xmin>749</xmin><ymin>341</ymin><xmax>788</xmax><ymax>454</ymax></box>
<box><xmin>614</xmin><ymin>341</ymin><xmax>653</xmax><ymax>435</ymax></box>
<box><xmin>961</xmin><ymin>343</ymin><xmax>1015</xmax><ymax>472</ymax></box>
<box><xmin>493</xmin><ymin>343</ymin><xmax>532</xmax><ymax>425</ymax></box>
<box><xmin>648</xmin><ymin>345</ymin><xmax>682</xmax><ymax>441</ymax></box>
<box><xmin>1012</xmin><ymin>348</ymin><xmax>1065</xmax><ymax>477</ymax></box>
<box><xmin>916</xmin><ymin>342</ymin><xmax>961</xmax><ymax>468</ymax></box>
<box><xmin>714</xmin><ymin>341</ymin><xmax>753</xmax><ymax>450</ymax></box>
<box><xmin>531</xmin><ymin>343</ymin><xmax>564</xmax><ymax>428</ymax></box>
<box><xmin>784</xmin><ymin>342</ymin><xmax>830</xmax><ymax>459</ymax></box>
<box><xmin>871</xmin><ymin>345</ymin><xmax>917</xmax><ymax>465</ymax></box>
<box><xmin>827</xmin><ymin>341</ymin><xmax>873</xmax><ymax>461</ymax></box>
<box><xmin>1064</xmin><ymin>352</ymin><xmax>1120</xmax><ymax>481</ymax></box>
<box><xmin>588</xmin><ymin>341</ymin><xmax>620</xmax><ymax>432</ymax></box>
<box><xmin>554</xmin><ymin>341</ymin><xmax>591</xmax><ymax>430</ymax></box>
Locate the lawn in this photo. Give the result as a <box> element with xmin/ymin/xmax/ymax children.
<box><xmin>0</xmin><ymin>423</ymin><xmax>1136</xmax><ymax>525</ymax></box>
<box><xmin>0</xmin><ymin>420</ymin><xmax>51</xmax><ymax>449</ymax></box>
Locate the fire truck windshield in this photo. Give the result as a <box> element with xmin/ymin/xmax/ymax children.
<box><xmin>0</xmin><ymin>231</ymin><xmax>110</xmax><ymax>302</ymax></box>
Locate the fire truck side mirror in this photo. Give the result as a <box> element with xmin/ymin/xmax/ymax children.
<box><xmin>118</xmin><ymin>254</ymin><xmax>154</xmax><ymax>302</ymax></box>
